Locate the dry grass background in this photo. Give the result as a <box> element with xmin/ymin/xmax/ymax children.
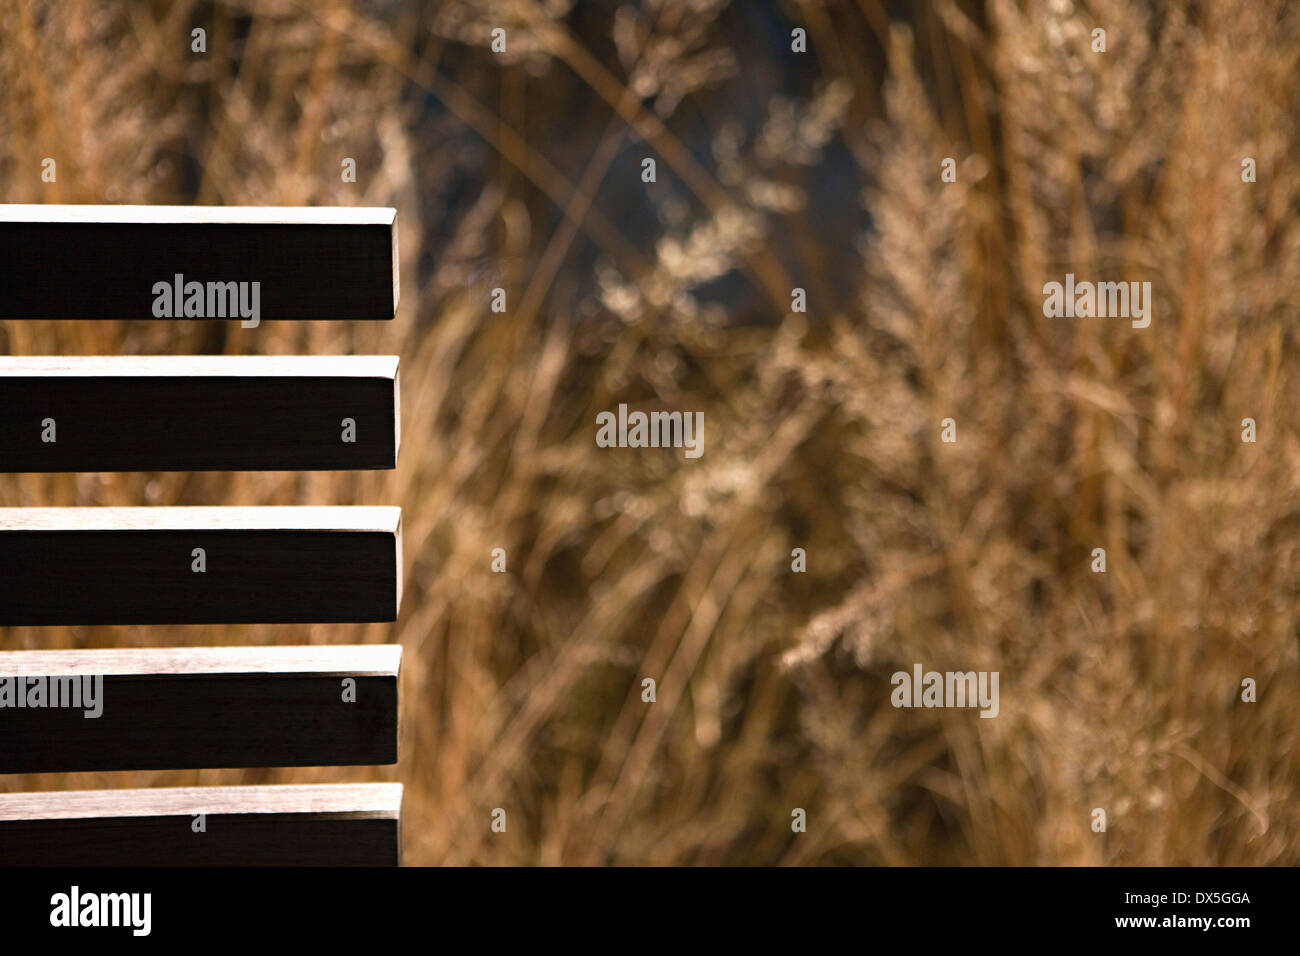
<box><xmin>0</xmin><ymin>0</ymin><xmax>1297</xmax><ymax>865</ymax></box>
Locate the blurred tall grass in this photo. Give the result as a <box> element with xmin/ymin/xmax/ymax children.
<box><xmin>0</xmin><ymin>0</ymin><xmax>1296</xmax><ymax>864</ymax></box>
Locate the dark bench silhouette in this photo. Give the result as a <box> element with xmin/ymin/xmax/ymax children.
<box><xmin>0</xmin><ymin>204</ymin><xmax>398</xmax><ymax>321</ymax></box>
<box><xmin>0</xmin><ymin>784</ymin><xmax>402</xmax><ymax>867</ymax></box>
<box><xmin>0</xmin><ymin>204</ymin><xmax>404</xmax><ymax>866</ymax></box>
<box><xmin>0</xmin><ymin>646</ymin><xmax>401</xmax><ymax>866</ymax></box>
<box><xmin>0</xmin><ymin>506</ymin><xmax>402</xmax><ymax>626</ymax></box>
<box><xmin>0</xmin><ymin>645</ymin><xmax>400</xmax><ymax>774</ymax></box>
<box><xmin>0</xmin><ymin>355</ymin><xmax>399</xmax><ymax>471</ymax></box>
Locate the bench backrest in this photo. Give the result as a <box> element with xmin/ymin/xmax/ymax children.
<box><xmin>0</xmin><ymin>205</ymin><xmax>404</xmax><ymax>866</ymax></box>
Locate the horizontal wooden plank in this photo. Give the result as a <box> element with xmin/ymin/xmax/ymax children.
<box><xmin>0</xmin><ymin>505</ymin><xmax>401</xmax><ymax>532</ymax></box>
<box><xmin>0</xmin><ymin>645</ymin><xmax>400</xmax><ymax>773</ymax></box>
<box><xmin>0</xmin><ymin>507</ymin><xmax>402</xmax><ymax>625</ymax></box>
<box><xmin>0</xmin><ymin>206</ymin><xmax>398</xmax><ymax>226</ymax></box>
<box><xmin>0</xmin><ymin>784</ymin><xmax>401</xmax><ymax>866</ymax></box>
<box><xmin>0</xmin><ymin>204</ymin><xmax>398</xmax><ymax>320</ymax></box>
<box><xmin>0</xmin><ymin>643</ymin><xmax>402</xmax><ymax>675</ymax></box>
<box><xmin>0</xmin><ymin>355</ymin><xmax>399</xmax><ymax>471</ymax></box>
<box><xmin>0</xmin><ymin>355</ymin><xmax>400</xmax><ymax>377</ymax></box>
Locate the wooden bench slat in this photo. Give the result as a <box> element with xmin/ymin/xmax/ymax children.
<box><xmin>0</xmin><ymin>645</ymin><xmax>400</xmax><ymax>774</ymax></box>
<box><xmin>0</xmin><ymin>506</ymin><xmax>402</xmax><ymax>625</ymax></box>
<box><xmin>0</xmin><ymin>355</ymin><xmax>399</xmax><ymax>472</ymax></box>
<box><xmin>0</xmin><ymin>784</ymin><xmax>401</xmax><ymax>866</ymax></box>
<box><xmin>0</xmin><ymin>204</ymin><xmax>398</xmax><ymax>320</ymax></box>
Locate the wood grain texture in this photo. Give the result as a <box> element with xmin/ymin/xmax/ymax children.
<box><xmin>0</xmin><ymin>643</ymin><xmax>401</xmax><ymax>675</ymax></box>
<box><xmin>0</xmin><ymin>784</ymin><xmax>401</xmax><ymax>866</ymax></box>
<box><xmin>0</xmin><ymin>355</ymin><xmax>399</xmax><ymax>471</ymax></box>
<box><xmin>0</xmin><ymin>204</ymin><xmax>398</xmax><ymax>320</ymax></box>
<box><xmin>0</xmin><ymin>507</ymin><xmax>402</xmax><ymax>625</ymax></box>
<box><xmin>0</xmin><ymin>645</ymin><xmax>400</xmax><ymax>773</ymax></box>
